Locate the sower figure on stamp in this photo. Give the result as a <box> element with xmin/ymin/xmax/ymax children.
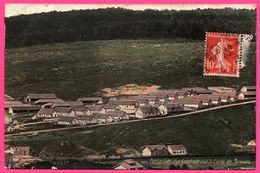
<box><xmin>211</xmin><ymin>38</ymin><xmax>233</xmax><ymax>72</ymax></box>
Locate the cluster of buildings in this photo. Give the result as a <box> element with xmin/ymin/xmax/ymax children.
<box><xmin>4</xmin><ymin>94</ymin><xmax>41</xmax><ymax>115</ymax></box>
<box><xmin>114</xmin><ymin>139</ymin><xmax>256</xmax><ymax>170</ymax></box>
<box><xmin>4</xmin><ymin>86</ymin><xmax>256</xmax><ymax>169</ymax></box>
<box><xmin>113</xmin><ymin>144</ymin><xmax>187</xmax><ymax>170</ymax></box>
<box><xmin>230</xmin><ymin>139</ymin><xmax>256</xmax><ymax>154</ymax></box>
<box><xmin>142</xmin><ymin>144</ymin><xmax>187</xmax><ymax>157</ymax></box>
<box><xmin>4</xmin><ymin>145</ymin><xmax>41</xmax><ymax>168</ymax></box>
<box><xmin>4</xmin><ymin>86</ymin><xmax>256</xmax><ymax>128</ymax></box>
<box><xmin>4</xmin><ymin>142</ymin><xmax>186</xmax><ymax>169</ymax></box>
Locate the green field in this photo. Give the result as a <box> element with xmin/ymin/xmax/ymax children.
<box><xmin>5</xmin><ymin>39</ymin><xmax>256</xmax><ymax>169</ymax></box>
<box><xmin>5</xmin><ymin>40</ymin><xmax>256</xmax><ymax>100</ymax></box>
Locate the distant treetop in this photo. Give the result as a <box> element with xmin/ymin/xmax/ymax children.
<box><xmin>5</xmin><ymin>8</ymin><xmax>256</xmax><ymax>48</ymax></box>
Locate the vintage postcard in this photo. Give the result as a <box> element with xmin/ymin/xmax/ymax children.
<box><xmin>2</xmin><ymin>2</ymin><xmax>257</xmax><ymax>171</ymax></box>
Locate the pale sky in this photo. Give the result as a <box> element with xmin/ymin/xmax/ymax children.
<box><xmin>5</xmin><ymin>4</ymin><xmax>256</xmax><ymax>17</ymax></box>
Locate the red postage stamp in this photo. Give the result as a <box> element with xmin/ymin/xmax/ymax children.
<box><xmin>203</xmin><ymin>32</ymin><xmax>240</xmax><ymax>77</ymax></box>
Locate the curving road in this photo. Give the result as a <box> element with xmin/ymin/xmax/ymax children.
<box><xmin>5</xmin><ymin>100</ymin><xmax>256</xmax><ymax>137</ymax></box>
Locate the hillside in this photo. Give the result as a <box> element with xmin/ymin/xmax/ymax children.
<box><xmin>39</xmin><ymin>140</ymin><xmax>99</xmax><ymax>158</ymax></box>
<box><xmin>5</xmin><ymin>40</ymin><xmax>256</xmax><ymax>100</ymax></box>
<box><xmin>5</xmin><ymin>8</ymin><xmax>255</xmax><ymax>48</ymax></box>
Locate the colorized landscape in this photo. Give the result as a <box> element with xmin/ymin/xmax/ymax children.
<box><xmin>4</xmin><ymin>6</ymin><xmax>256</xmax><ymax>170</ymax></box>
<box><xmin>5</xmin><ymin>40</ymin><xmax>256</xmax><ymax>100</ymax></box>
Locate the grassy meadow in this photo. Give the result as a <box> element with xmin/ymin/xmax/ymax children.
<box><xmin>5</xmin><ymin>39</ymin><xmax>256</xmax><ymax>169</ymax></box>
<box><xmin>5</xmin><ymin>39</ymin><xmax>256</xmax><ymax>100</ymax></box>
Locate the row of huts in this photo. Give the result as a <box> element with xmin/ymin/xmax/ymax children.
<box><xmin>38</xmin><ymin>88</ymin><xmax>229</xmax><ymax>125</ymax></box>
<box><xmin>4</xmin><ymin>86</ymin><xmax>256</xmax><ymax>126</ymax></box>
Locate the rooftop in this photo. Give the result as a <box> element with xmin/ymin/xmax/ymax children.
<box><xmin>242</xmin><ymin>91</ymin><xmax>256</xmax><ymax>96</ymax></box>
<box><xmin>71</xmin><ymin>106</ymin><xmax>85</xmax><ymax>111</ymax></box>
<box><xmin>92</xmin><ymin>113</ymin><xmax>111</xmax><ymax>119</ymax></box>
<box><xmin>108</xmin><ymin>99</ymin><xmax>138</xmax><ymax>105</ymax></box>
<box><xmin>54</xmin><ymin>107</ymin><xmax>72</xmax><ymax>113</ymax></box>
<box><xmin>78</xmin><ymin>97</ymin><xmax>103</xmax><ymax>102</ymax></box>
<box><xmin>85</xmin><ymin>105</ymin><xmax>104</xmax><ymax>111</ymax></box>
<box><xmin>58</xmin><ymin>116</ymin><xmax>75</xmax><ymax>122</ymax></box>
<box><xmin>162</xmin><ymin>102</ymin><xmax>184</xmax><ymax>109</ymax></box>
<box><xmin>65</xmin><ymin>101</ymin><xmax>84</xmax><ymax>107</ymax></box>
<box><xmin>5</xmin><ymin>100</ymin><xmax>24</xmax><ymax>108</ymax></box>
<box><xmin>9</xmin><ymin>104</ymin><xmax>41</xmax><ymax>111</ymax></box>
<box><xmin>27</xmin><ymin>93</ymin><xmax>57</xmax><ymax>99</ymax></box>
<box><xmin>173</xmin><ymin>98</ymin><xmax>202</xmax><ymax>105</ymax></box>
<box><xmin>37</xmin><ymin>108</ymin><xmax>54</xmax><ymax>115</ymax></box>
<box><xmin>101</xmin><ymin>104</ymin><xmax>119</xmax><ymax>109</ymax></box>
<box><xmin>108</xmin><ymin>110</ymin><xmax>127</xmax><ymax>117</ymax></box>
<box><xmin>34</xmin><ymin>98</ymin><xmax>64</xmax><ymax>104</ymax></box>
<box><xmin>167</xmin><ymin>144</ymin><xmax>187</xmax><ymax>151</ymax></box>
<box><xmin>5</xmin><ymin>94</ymin><xmax>15</xmax><ymax>101</ymax></box>
<box><xmin>145</xmin><ymin>144</ymin><xmax>167</xmax><ymax>151</ymax></box>
<box><xmin>138</xmin><ymin>106</ymin><xmax>161</xmax><ymax>114</ymax></box>
<box><xmin>116</xmin><ymin>159</ymin><xmax>144</xmax><ymax>169</ymax></box>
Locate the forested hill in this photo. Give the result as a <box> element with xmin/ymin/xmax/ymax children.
<box><xmin>5</xmin><ymin>8</ymin><xmax>256</xmax><ymax>48</ymax></box>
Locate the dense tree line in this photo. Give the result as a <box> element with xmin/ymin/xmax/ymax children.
<box><xmin>5</xmin><ymin>8</ymin><xmax>256</xmax><ymax>48</ymax></box>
